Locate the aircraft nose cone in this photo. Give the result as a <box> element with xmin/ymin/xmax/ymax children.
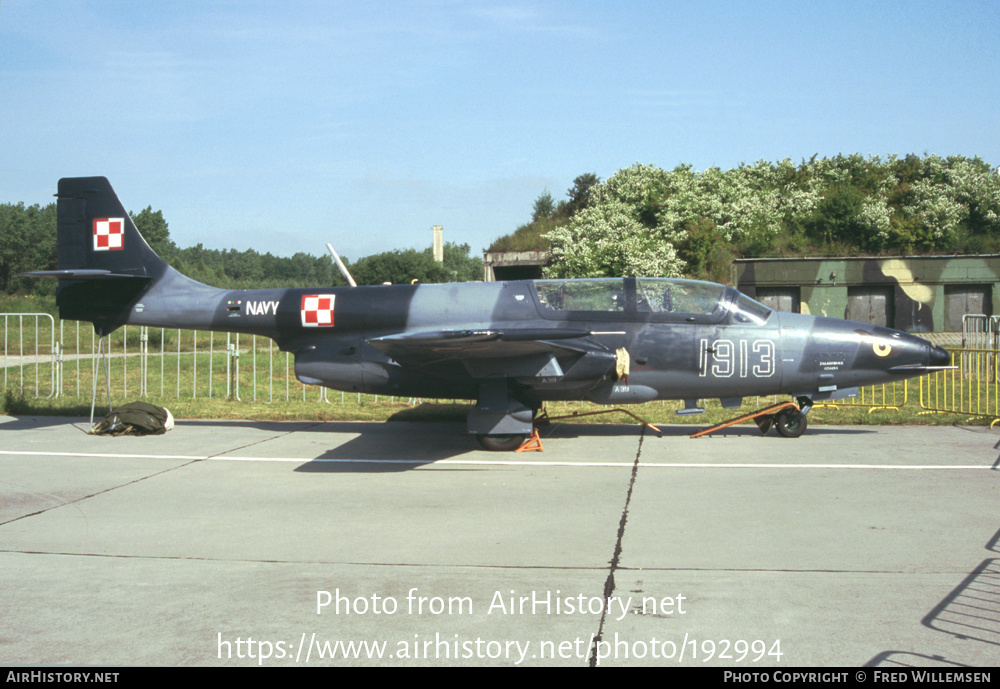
<box><xmin>929</xmin><ymin>345</ymin><xmax>951</xmax><ymax>366</ymax></box>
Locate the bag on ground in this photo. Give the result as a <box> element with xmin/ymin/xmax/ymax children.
<box><xmin>91</xmin><ymin>402</ymin><xmax>174</xmax><ymax>436</ymax></box>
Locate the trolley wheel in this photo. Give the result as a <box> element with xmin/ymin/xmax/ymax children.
<box><xmin>774</xmin><ymin>410</ymin><xmax>807</xmax><ymax>438</ymax></box>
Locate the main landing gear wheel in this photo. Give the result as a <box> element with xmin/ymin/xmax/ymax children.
<box><xmin>476</xmin><ymin>434</ymin><xmax>529</xmax><ymax>452</ymax></box>
<box><xmin>774</xmin><ymin>409</ymin><xmax>807</xmax><ymax>438</ymax></box>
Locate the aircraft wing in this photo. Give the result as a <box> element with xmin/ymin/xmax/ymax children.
<box><xmin>367</xmin><ymin>328</ymin><xmax>621</xmax><ymax>381</ymax></box>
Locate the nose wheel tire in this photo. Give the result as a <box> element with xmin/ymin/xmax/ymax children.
<box><xmin>477</xmin><ymin>434</ymin><xmax>529</xmax><ymax>452</ymax></box>
<box><xmin>774</xmin><ymin>410</ymin><xmax>807</xmax><ymax>438</ymax></box>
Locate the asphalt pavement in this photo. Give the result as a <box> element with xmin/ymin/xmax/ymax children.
<box><xmin>1</xmin><ymin>414</ymin><xmax>998</xmax><ymax>667</ymax></box>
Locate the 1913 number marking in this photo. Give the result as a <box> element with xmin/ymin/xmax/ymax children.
<box><xmin>699</xmin><ymin>338</ymin><xmax>775</xmax><ymax>378</ymax></box>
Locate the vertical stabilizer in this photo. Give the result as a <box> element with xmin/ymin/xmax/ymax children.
<box><xmin>55</xmin><ymin>177</ymin><xmax>169</xmax><ymax>279</ymax></box>
<box><xmin>23</xmin><ymin>177</ymin><xmax>224</xmax><ymax>335</ymax></box>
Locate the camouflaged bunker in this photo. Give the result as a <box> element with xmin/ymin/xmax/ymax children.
<box><xmin>732</xmin><ymin>255</ymin><xmax>1000</xmax><ymax>342</ymax></box>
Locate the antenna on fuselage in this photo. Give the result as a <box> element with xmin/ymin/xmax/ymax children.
<box><xmin>326</xmin><ymin>243</ymin><xmax>357</xmax><ymax>287</ymax></box>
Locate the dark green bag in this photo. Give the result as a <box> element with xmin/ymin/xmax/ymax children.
<box><xmin>91</xmin><ymin>402</ymin><xmax>173</xmax><ymax>436</ymax></box>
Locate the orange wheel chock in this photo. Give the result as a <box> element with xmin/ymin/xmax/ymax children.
<box><xmin>515</xmin><ymin>429</ymin><xmax>544</xmax><ymax>452</ymax></box>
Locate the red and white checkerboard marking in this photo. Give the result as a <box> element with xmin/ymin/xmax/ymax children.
<box><xmin>300</xmin><ymin>294</ymin><xmax>335</xmax><ymax>327</ymax></box>
<box><xmin>93</xmin><ymin>218</ymin><xmax>125</xmax><ymax>251</ymax></box>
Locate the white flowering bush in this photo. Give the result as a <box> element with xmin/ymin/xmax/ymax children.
<box><xmin>543</xmin><ymin>199</ymin><xmax>684</xmax><ymax>278</ymax></box>
<box><xmin>539</xmin><ymin>154</ymin><xmax>1000</xmax><ymax>278</ymax></box>
<box><xmin>858</xmin><ymin>196</ymin><xmax>893</xmax><ymax>248</ymax></box>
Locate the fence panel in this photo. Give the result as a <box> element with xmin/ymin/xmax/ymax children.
<box><xmin>962</xmin><ymin>314</ymin><xmax>1000</xmax><ymax>350</ymax></box>
<box><xmin>814</xmin><ymin>380</ymin><xmax>909</xmax><ymax>412</ymax></box>
<box><xmin>1</xmin><ymin>318</ymin><xmax>429</xmax><ymax>412</ymax></box>
<box><xmin>7</xmin><ymin>316</ymin><xmax>1000</xmax><ymax>426</ymax></box>
<box><xmin>919</xmin><ymin>348</ymin><xmax>1000</xmax><ymax>425</ymax></box>
<box><xmin>2</xmin><ymin>313</ymin><xmax>58</xmax><ymax>398</ymax></box>
<box><xmin>1</xmin><ymin>318</ymin><xmax>303</xmax><ymax>404</ymax></box>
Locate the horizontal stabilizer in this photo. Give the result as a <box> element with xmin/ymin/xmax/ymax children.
<box><xmin>19</xmin><ymin>269</ymin><xmax>151</xmax><ymax>280</ymax></box>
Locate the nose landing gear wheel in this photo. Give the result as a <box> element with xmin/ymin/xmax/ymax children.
<box><xmin>774</xmin><ymin>409</ymin><xmax>807</xmax><ymax>438</ymax></box>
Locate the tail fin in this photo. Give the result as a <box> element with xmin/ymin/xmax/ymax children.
<box><xmin>54</xmin><ymin>177</ymin><xmax>170</xmax><ymax>280</ymax></box>
<box><xmin>24</xmin><ymin>177</ymin><xmax>221</xmax><ymax>335</ymax></box>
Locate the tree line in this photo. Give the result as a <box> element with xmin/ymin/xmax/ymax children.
<box><xmin>0</xmin><ymin>204</ymin><xmax>483</xmax><ymax>295</ymax></box>
<box><xmin>491</xmin><ymin>154</ymin><xmax>1000</xmax><ymax>283</ymax></box>
<box><xmin>5</xmin><ymin>153</ymin><xmax>998</xmax><ymax>295</ymax></box>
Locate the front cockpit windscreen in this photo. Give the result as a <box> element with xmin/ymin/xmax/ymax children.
<box><xmin>729</xmin><ymin>292</ymin><xmax>773</xmax><ymax>325</ymax></box>
<box><xmin>634</xmin><ymin>278</ymin><xmax>727</xmax><ymax>317</ymax></box>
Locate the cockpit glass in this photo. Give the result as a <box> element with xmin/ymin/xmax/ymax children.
<box><xmin>534</xmin><ymin>278</ymin><xmax>626</xmax><ymax>312</ymax></box>
<box><xmin>635</xmin><ymin>278</ymin><xmax>727</xmax><ymax>316</ymax></box>
<box><xmin>534</xmin><ymin>277</ymin><xmax>733</xmax><ymax>320</ymax></box>
<box><xmin>730</xmin><ymin>293</ymin><xmax>773</xmax><ymax>325</ymax></box>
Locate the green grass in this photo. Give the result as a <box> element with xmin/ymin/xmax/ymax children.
<box><xmin>2</xmin><ymin>380</ymin><xmax>995</xmax><ymax>429</ymax></box>
<box><xmin>3</xmin><ymin>336</ymin><xmax>997</xmax><ymax>428</ymax></box>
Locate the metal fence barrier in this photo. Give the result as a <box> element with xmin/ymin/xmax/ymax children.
<box><xmin>814</xmin><ymin>380</ymin><xmax>909</xmax><ymax>412</ymax></box>
<box><xmin>963</xmin><ymin>314</ymin><xmax>1000</xmax><ymax>351</ymax></box>
<box><xmin>2</xmin><ymin>313</ymin><xmax>58</xmax><ymax>398</ymax></box>
<box><xmin>3</xmin><ymin>315</ymin><xmax>1000</xmax><ymax>426</ymax></box>
<box><xmin>920</xmin><ymin>349</ymin><xmax>1000</xmax><ymax>425</ymax></box>
<box><xmin>0</xmin><ymin>318</ymin><xmax>334</xmax><ymax>404</ymax></box>
<box><xmin>808</xmin><ymin>348</ymin><xmax>1000</xmax><ymax>425</ymax></box>
<box><xmin>0</xmin><ymin>317</ymin><xmax>437</xmax><ymax>410</ymax></box>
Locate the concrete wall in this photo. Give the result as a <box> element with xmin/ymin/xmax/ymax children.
<box><xmin>482</xmin><ymin>251</ymin><xmax>548</xmax><ymax>282</ymax></box>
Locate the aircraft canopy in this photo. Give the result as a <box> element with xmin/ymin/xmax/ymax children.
<box><xmin>533</xmin><ymin>277</ymin><xmax>772</xmax><ymax>325</ymax></box>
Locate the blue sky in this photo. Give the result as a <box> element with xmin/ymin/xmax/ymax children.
<box><xmin>2</xmin><ymin>1</ymin><xmax>998</xmax><ymax>263</ymax></box>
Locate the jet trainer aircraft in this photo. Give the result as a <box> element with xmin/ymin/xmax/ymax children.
<box><xmin>26</xmin><ymin>177</ymin><xmax>952</xmax><ymax>450</ymax></box>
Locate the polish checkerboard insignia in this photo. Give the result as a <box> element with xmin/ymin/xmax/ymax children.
<box><xmin>93</xmin><ymin>218</ymin><xmax>125</xmax><ymax>251</ymax></box>
<box><xmin>301</xmin><ymin>294</ymin><xmax>335</xmax><ymax>327</ymax></box>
